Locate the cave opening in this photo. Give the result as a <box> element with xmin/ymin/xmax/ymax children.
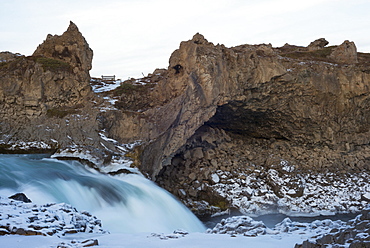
<box><xmin>172</xmin><ymin>64</ymin><xmax>183</xmax><ymax>74</ymax></box>
<box><xmin>204</xmin><ymin>101</ymin><xmax>289</xmax><ymax>141</ymax></box>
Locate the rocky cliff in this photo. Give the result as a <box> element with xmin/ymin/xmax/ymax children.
<box><xmin>103</xmin><ymin>35</ymin><xmax>370</xmax><ymax>178</ymax></box>
<box><xmin>107</xmin><ymin>35</ymin><xmax>370</xmax><ymax>214</ymax></box>
<box><xmin>1</xmin><ymin>23</ymin><xmax>369</xmax><ymax>215</ymax></box>
<box><xmin>0</xmin><ymin>22</ymin><xmax>113</xmax><ymax>162</ymax></box>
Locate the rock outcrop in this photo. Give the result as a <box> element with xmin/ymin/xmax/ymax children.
<box><xmin>1</xmin><ymin>24</ymin><xmax>370</xmax><ymax>216</ymax></box>
<box><xmin>105</xmin><ymin>34</ymin><xmax>369</xmax><ymax>179</ymax></box>
<box><xmin>0</xmin><ymin>195</ymin><xmax>105</xmax><ymax>236</ymax></box>
<box><xmin>330</xmin><ymin>40</ymin><xmax>358</xmax><ymax>64</ymax></box>
<box><xmin>98</xmin><ymin>34</ymin><xmax>370</xmax><ymax>214</ymax></box>
<box><xmin>33</xmin><ymin>21</ymin><xmax>93</xmax><ymax>79</ymax></box>
<box><xmin>0</xmin><ymin>21</ymin><xmax>93</xmax><ymax>116</ymax></box>
<box><xmin>307</xmin><ymin>38</ymin><xmax>329</xmax><ymax>51</ymax></box>
<box><xmin>0</xmin><ymin>22</ymin><xmax>112</xmax><ymax>161</ymax></box>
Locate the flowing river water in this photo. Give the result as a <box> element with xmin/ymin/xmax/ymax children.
<box><xmin>0</xmin><ymin>154</ymin><xmax>205</xmax><ymax>233</ymax></box>
<box><xmin>0</xmin><ymin>154</ymin><xmax>359</xmax><ymax>235</ymax></box>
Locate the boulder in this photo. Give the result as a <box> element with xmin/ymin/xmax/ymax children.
<box><xmin>308</xmin><ymin>38</ymin><xmax>329</xmax><ymax>51</ymax></box>
<box><xmin>329</xmin><ymin>40</ymin><xmax>358</xmax><ymax>64</ymax></box>
<box><xmin>8</xmin><ymin>193</ymin><xmax>31</xmax><ymax>203</ymax></box>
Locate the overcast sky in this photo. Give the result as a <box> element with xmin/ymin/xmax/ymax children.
<box><xmin>1</xmin><ymin>0</ymin><xmax>369</xmax><ymax>80</ymax></box>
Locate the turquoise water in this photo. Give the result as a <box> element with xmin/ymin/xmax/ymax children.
<box><xmin>0</xmin><ymin>154</ymin><xmax>205</xmax><ymax>233</ymax></box>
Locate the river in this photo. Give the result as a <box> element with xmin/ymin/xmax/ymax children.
<box><xmin>0</xmin><ymin>154</ymin><xmax>205</xmax><ymax>233</ymax></box>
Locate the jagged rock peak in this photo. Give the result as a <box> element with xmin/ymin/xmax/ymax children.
<box><xmin>308</xmin><ymin>38</ymin><xmax>329</xmax><ymax>51</ymax></box>
<box><xmin>33</xmin><ymin>21</ymin><xmax>93</xmax><ymax>72</ymax></box>
<box><xmin>330</xmin><ymin>40</ymin><xmax>358</xmax><ymax>64</ymax></box>
<box><xmin>67</xmin><ymin>21</ymin><xmax>79</xmax><ymax>32</ymax></box>
<box><xmin>192</xmin><ymin>33</ymin><xmax>209</xmax><ymax>45</ymax></box>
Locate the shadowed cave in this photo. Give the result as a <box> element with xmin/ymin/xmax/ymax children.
<box><xmin>204</xmin><ymin>101</ymin><xmax>290</xmax><ymax>140</ymax></box>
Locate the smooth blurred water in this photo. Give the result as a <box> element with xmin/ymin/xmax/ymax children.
<box><xmin>0</xmin><ymin>154</ymin><xmax>205</xmax><ymax>233</ymax></box>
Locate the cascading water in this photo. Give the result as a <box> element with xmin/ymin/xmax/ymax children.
<box><xmin>0</xmin><ymin>154</ymin><xmax>205</xmax><ymax>233</ymax></box>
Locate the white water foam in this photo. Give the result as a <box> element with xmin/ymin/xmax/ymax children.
<box><xmin>0</xmin><ymin>154</ymin><xmax>205</xmax><ymax>233</ymax></box>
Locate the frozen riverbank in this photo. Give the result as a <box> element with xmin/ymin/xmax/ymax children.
<box><xmin>1</xmin><ymin>205</ymin><xmax>369</xmax><ymax>248</ymax></box>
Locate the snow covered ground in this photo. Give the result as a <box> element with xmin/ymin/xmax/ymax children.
<box><xmin>90</xmin><ymin>78</ymin><xmax>121</xmax><ymax>93</ymax></box>
<box><xmin>0</xmin><ymin>230</ymin><xmax>314</xmax><ymax>248</ymax></box>
<box><xmin>0</xmin><ymin>194</ymin><xmax>330</xmax><ymax>248</ymax></box>
<box><xmin>1</xmin><ymin>194</ymin><xmax>363</xmax><ymax>248</ymax></box>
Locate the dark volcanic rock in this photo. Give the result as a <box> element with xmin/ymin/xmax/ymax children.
<box><xmin>8</xmin><ymin>193</ymin><xmax>31</xmax><ymax>203</ymax></box>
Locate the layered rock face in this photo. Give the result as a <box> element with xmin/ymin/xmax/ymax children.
<box><xmin>100</xmin><ymin>35</ymin><xmax>370</xmax><ymax>213</ymax></box>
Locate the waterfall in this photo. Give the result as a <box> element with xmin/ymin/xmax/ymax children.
<box><xmin>0</xmin><ymin>154</ymin><xmax>205</xmax><ymax>233</ymax></box>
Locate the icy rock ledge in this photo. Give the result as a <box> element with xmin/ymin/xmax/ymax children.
<box><xmin>295</xmin><ymin>207</ymin><xmax>370</xmax><ymax>248</ymax></box>
<box><xmin>0</xmin><ymin>196</ymin><xmax>106</xmax><ymax>236</ymax></box>
<box><xmin>207</xmin><ymin>215</ymin><xmax>348</xmax><ymax>238</ymax></box>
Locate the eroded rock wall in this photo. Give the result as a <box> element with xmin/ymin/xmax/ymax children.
<box><xmin>120</xmin><ymin>37</ymin><xmax>370</xmax><ymax>212</ymax></box>
<box><xmin>106</xmin><ymin>35</ymin><xmax>370</xmax><ymax>180</ymax></box>
<box><xmin>0</xmin><ymin>22</ymin><xmax>107</xmax><ymax>156</ymax></box>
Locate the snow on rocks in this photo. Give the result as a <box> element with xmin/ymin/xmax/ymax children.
<box><xmin>0</xmin><ymin>196</ymin><xmax>106</xmax><ymax>237</ymax></box>
<box><xmin>56</xmin><ymin>238</ymin><xmax>99</xmax><ymax>248</ymax></box>
<box><xmin>211</xmin><ymin>168</ymin><xmax>370</xmax><ymax>216</ymax></box>
<box><xmin>149</xmin><ymin>229</ymin><xmax>190</xmax><ymax>240</ymax></box>
<box><xmin>207</xmin><ymin>214</ymin><xmax>350</xmax><ymax>241</ymax></box>
<box><xmin>0</xmin><ymin>140</ymin><xmax>53</xmax><ymax>151</ymax></box>
<box><xmin>211</xmin><ymin>173</ymin><xmax>220</xmax><ymax>183</ymax></box>
<box><xmin>273</xmin><ymin>218</ymin><xmax>346</xmax><ymax>236</ymax></box>
<box><xmin>90</xmin><ymin>78</ymin><xmax>121</xmax><ymax>93</ymax></box>
<box><xmin>362</xmin><ymin>193</ymin><xmax>370</xmax><ymax>201</ymax></box>
<box><xmin>207</xmin><ymin>208</ymin><xmax>370</xmax><ymax>247</ymax></box>
<box><xmin>207</xmin><ymin>216</ymin><xmax>267</xmax><ymax>237</ymax></box>
<box><xmin>51</xmin><ymin>146</ymin><xmax>104</xmax><ymax>166</ymax></box>
<box><xmin>51</xmin><ymin>138</ymin><xmax>142</xmax><ymax>175</ymax></box>
<box><xmin>296</xmin><ymin>207</ymin><xmax>370</xmax><ymax>247</ymax></box>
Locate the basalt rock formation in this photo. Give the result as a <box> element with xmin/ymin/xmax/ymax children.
<box><xmin>110</xmin><ymin>35</ymin><xmax>370</xmax><ymax>213</ymax></box>
<box><xmin>0</xmin><ymin>22</ymin><xmax>111</xmax><ymax>159</ymax></box>
<box><xmin>1</xmin><ymin>24</ymin><xmax>370</xmax><ymax>215</ymax></box>
<box><xmin>106</xmin><ymin>35</ymin><xmax>370</xmax><ymax>179</ymax></box>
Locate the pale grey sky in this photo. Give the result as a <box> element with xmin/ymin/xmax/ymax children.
<box><xmin>1</xmin><ymin>0</ymin><xmax>369</xmax><ymax>80</ymax></box>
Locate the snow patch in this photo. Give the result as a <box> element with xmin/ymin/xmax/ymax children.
<box><xmin>0</xmin><ymin>196</ymin><xmax>106</xmax><ymax>237</ymax></box>
<box><xmin>91</xmin><ymin>79</ymin><xmax>121</xmax><ymax>93</ymax></box>
<box><xmin>211</xmin><ymin>173</ymin><xmax>220</xmax><ymax>183</ymax></box>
